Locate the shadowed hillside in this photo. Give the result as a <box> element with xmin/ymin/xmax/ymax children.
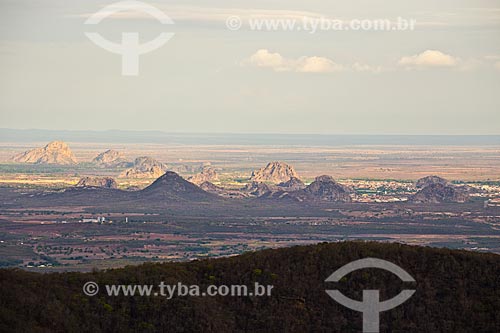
<box><xmin>1</xmin><ymin>242</ymin><xmax>499</xmax><ymax>332</ymax></box>
<box><xmin>139</xmin><ymin>171</ymin><xmax>218</xmax><ymax>202</ymax></box>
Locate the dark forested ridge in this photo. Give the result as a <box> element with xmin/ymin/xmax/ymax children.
<box><xmin>1</xmin><ymin>242</ymin><xmax>499</xmax><ymax>332</ymax></box>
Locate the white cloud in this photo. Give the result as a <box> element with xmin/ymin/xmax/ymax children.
<box><xmin>247</xmin><ymin>49</ymin><xmax>343</xmax><ymax>73</ymax></box>
<box><xmin>481</xmin><ymin>56</ymin><xmax>500</xmax><ymax>72</ymax></box>
<box><xmin>246</xmin><ymin>50</ymin><xmax>388</xmax><ymax>74</ymax></box>
<box><xmin>169</xmin><ymin>7</ymin><xmax>323</xmax><ymax>22</ymax></box>
<box><xmin>76</xmin><ymin>6</ymin><xmax>323</xmax><ymax>22</ymax></box>
<box><xmin>296</xmin><ymin>56</ymin><xmax>343</xmax><ymax>73</ymax></box>
<box><xmin>247</xmin><ymin>49</ymin><xmax>486</xmax><ymax>74</ymax></box>
<box><xmin>398</xmin><ymin>50</ymin><xmax>460</xmax><ymax>69</ymax></box>
<box><xmin>248</xmin><ymin>49</ymin><xmax>287</xmax><ymax>71</ymax></box>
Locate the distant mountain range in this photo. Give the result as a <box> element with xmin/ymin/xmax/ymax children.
<box><xmin>2</xmin><ymin>128</ymin><xmax>500</xmax><ymax>145</ymax></box>
<box><xmin>6</xmin><ymin>168</ymin><xmax>473</xmax><ymax>216</ymax></box>
<box><xmin>6</xmin><ymin>142</ymin><xmax>475</xmax><ymax>205</ymax></box>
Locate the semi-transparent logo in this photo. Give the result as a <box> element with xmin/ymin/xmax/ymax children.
<box><xmin>84</xmin><ymin>1</ymin><xmax>174</xmax><ymax>76</ymax></box>
<box><xmin>326</xmin><ymin>258</ymin><xmax>416</xmax><ymax>333</ymax></box>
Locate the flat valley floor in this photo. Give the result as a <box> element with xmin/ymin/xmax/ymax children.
<box><xmin>1</xmin><ymin>140</ymin><xmax>499</xmax><ymax>271</ymax></box>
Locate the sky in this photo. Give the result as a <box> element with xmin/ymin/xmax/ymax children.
<box><xmin>0</xmin><ymin>0</ymin><xmax>499</xmax><ymax>134</ymax></box>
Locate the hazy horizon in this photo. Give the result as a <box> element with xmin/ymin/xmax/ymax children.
<box><xmin>2</xmin><ymin>128</ymin><xmax>500</xmax><ymax>145</ymax></box>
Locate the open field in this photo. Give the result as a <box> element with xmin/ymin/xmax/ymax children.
<box><xmin>1</xmin><ymin>189</ymin><xmax>499</xmax><ymax>271</ymax></box>
<box><xmin>1</xmin><ymin>138</ymin><xmax>500</xmax><ymax>271</ymax></box>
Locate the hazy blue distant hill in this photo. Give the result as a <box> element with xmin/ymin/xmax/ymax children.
<box><xmin>1</xmin><ymin>128</ymin><xmax>500</xmax><ymax>145</ymax></box>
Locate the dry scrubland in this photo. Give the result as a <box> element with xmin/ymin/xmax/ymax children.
<box><xmin>1</xmin><ymin>141</ymin><xmax>499</xmax><ymax>271</ymax></box>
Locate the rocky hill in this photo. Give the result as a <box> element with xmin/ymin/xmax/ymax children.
<box><xmin>139</xmin><ymin>171</ymin><xmax>217</xmax><ymax>201</ymax></box>
<box><xmin>294</xmin><ymin>175</ymin><xmax>352</xmax><ymax>202</ymax></box>
<box><xmin>199</xmin><ymin>181</ymin><xmax>224</xmax><ymax>193</ymax></box>
<box><xmin>410</xmin><ymin>183</ymin><xmax>469</xmax><ymax>203</ymax></box>
<box><xmin>242</xmin><ymin>181</ymin><xmax>276</xmax><ymax>197</ymax></box>
<box><xmin>200</xmin><ymin>182</ymin><xmax>247</xmax><ymax>199</ymax></box>
<box><xmin>242</xmin><ymin>175</ymin><xmax>351</xmax><ymax>202</ymax></box>
<box><xmin>119</xmin><ymin>156</ymin><xmax>168</xmax><ymax>178</ymax></box>
<box><xmin>416</xmin><ymin>175</ymin><xmax>449</xmax><ymax>189</ymax></box>
<box><xmin>250</xmin><ymin>161</ymin><xmax>299</xmax><ymax>183</ymax></box>
<box><xmin>12</xmin><ymin>141</ymin><xmax>77</xmax><ymax>165</ymax></box>
<box><xmin>76</xmin><ymin>177</ymin><xmax>118</xmax><ymax>189</ymax></box>
<box><xmin>277</xmin><ymin>176</ymin><xmax>306</xmax><ymax>191</ymax></box>
<box><xmin>188</xmin><ymin>167</ymin><xmax>219</xmax><ymax>185</ymax></box>
<box><xmin>92</xmin><ymin>150</ymin><xmax>130</xmax><ymax>168</ymax></box>
<box><xmin>1</xmin><ymin>242</ymin><xmax>499</xmax><ymax>332</ymax></box>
